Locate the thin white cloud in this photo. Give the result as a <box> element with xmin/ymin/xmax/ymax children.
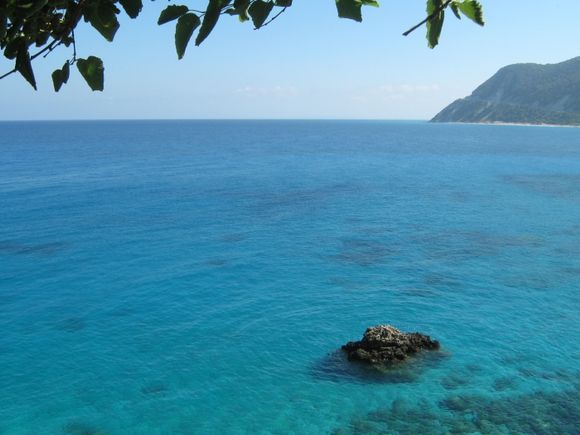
<box><xmin>235</xmin><ymin>85</ymin><xmax>298</xmax><ymax>98</ymax></box>
<box><xmin>375</xmin><ymin>83</ymin><xmax>441</xmax><ymax>101</ymax></box>
<box><xmin>379</xmin><ymin>84</ymin><xmax>441</xmax><ymax>93</ymax></box>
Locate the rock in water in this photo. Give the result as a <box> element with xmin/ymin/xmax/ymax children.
<box><xmin>342</xmin><ymin>325</ymin><xmax>440</xmax><ymax>365</ymax></box>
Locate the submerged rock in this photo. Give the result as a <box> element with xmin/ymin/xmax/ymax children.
<box><xmin>342</xmin><ymin>325</ymin><xmax>439</xmax><ymax>365</ymax></box>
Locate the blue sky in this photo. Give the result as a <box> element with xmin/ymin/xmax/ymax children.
<box><xmin>1</xmin><ymin>0</ymin><xmax>579</xmax><ymax>120</ymax></box>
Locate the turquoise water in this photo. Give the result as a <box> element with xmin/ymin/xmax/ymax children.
<box><xmin>0</xmin><ymin>121</ymin><xmax>579</xmax><ymax>434</ymax></box>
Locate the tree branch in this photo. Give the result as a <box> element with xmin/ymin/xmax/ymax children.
<box><xmin>403</xmin><ymin>0</ymin><xmax>452</xmax><ymax>36</ymax></box>
<box><xmin>72</xmin><ymin>29</ymin><xmax>77</xmax><ymax>61</ymax></box>
<box><xmin>0</xmin><ymin>68</ymin><xmax>16</xmax><ymax>81</ymax></box>
<box><xmin>0</xmin><ymin>39</ymin><xmax>61</xmax><ymax>80</ymax></box>
<box><xmin>256</xmin><ymin>7</ymin><xmax>287</xmax><ymax>30</ymax></box>
<box><xmin>0</xmin><ymin>0</ymin><xmax>85</xmax><ymax>81</ymax></box>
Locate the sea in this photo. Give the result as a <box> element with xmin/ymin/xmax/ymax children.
<box><xmin>0</xmin><ymin>120</ymin><xmax>579</xmax><ymax>434</ymax></box>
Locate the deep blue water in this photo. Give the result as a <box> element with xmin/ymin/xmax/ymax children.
<box><xmin>1</xmin><ymin>120</ymin><xmax>579</xmax><ymax>434</ymax></box>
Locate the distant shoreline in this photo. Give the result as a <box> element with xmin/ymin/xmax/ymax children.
<box><xmin>432</xmin><ymin>120</ymin><xmax>580</xmax><ymax>129</ymax></box>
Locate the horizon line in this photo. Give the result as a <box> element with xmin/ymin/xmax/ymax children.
<box><xmin>0</xmin><ymin>118</ymin><xmax>430</xmax><ymax>123</ymax></box>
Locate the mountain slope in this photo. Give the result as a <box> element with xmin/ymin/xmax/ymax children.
<box><xmin>432</xmin><ymin>57</ymin><xmax>580</xmax><ymax>126</ymax></box>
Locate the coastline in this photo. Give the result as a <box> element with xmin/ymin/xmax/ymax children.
<box><xmin>431</xmin><ymin>120</ymin><xmax>580</xmax><ymax>129</ymax></box>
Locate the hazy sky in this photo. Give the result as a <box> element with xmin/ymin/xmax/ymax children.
<box><xmin>1</xmin><ymin>0</ymin><xmax>579</xmax><ymax>120</ymax></box>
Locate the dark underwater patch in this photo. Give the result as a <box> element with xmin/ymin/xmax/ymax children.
<box><xmin>62</xmin><ymin>420</ymin><xmax>103</xmax><ymax>435</ymax></box>
<box><xmin>440</xmin><ymin>371</ymin><xmax>471</xmax><ymax>390</ymax></box>
<box><xmin>440</xmin><ymin>387</ymin><xmax>580</xmax><ymax>433</ymax></box>
<box><xmin>327</xmin><ymin>277</ymin><xmax>366</xmax><ymax>291</ymax></box>
<box><xmin>0</xmin><ymin>240</ymin><xmax>66</xmax><ymax>256</ymax></box>
<box><xmin>204</xmin><ymin>258</ymin><xmax>229</xmax><ymax>267</ymax></box>
<box><xmin>330</xmin><ymin>238</ymin><xmax>394</xmax><ymax>267</ymax></box>
<box><xmin>503</xmin><ymin>274</ymin><xmax>551</xmax><ymax>291</ymax></box>
<box><xmin>448</xmin><ymin>191</ymin><xmax>473</xmax><ymax>203</ymax></box>
<box><xmin>560</xmin><ymin>266</ymin><xmax>580</xmax><ymax>276</ymax></box>
<box><xmin>414</xmin><ymin>230</ymin><xmax>544</xmax><ymax>264</ymax></box>
<box><xmin>141</xmin><ymin>381</ymin><xmax>168</xmax><ymax>395</ymax></box>
<box><xmin>464</xmin><ymin>363</ymin><xmax>485</xmax><ymax>374</ymax></box>
<box><xmin>55</xmin><ymin>317</ymin><xmax>86</xmax><ymax>333</ymax></box>
<box><xmin>219</xmin><ymin>233</ymin><xmax>246</xmax><ymax>243</ymax></box>
<box><xmin>559</xmin><ymin>224</ymin><xmax>580</xmax><ymax>237</ymax></box>
<box><xmin>422</xmin><ymin>273</ymin><xmax>462</xmax><ymax>289</ymax></box>
<box><xmin>356</xmin><ymin>226</ymin><xmax>391</xmax><ymax>236</ymax></box>
<box><xmin>311</xmin><ymin>348</ymin><xmax>446</xmax><ymax>385</ymax></box>
<box><xmin>504</xmin><ymin>174</ymin><xmax>580</xmax><ymax>200</ymax></box>
<box><xmin>493</xmin><ymin>376</ymin><xmax>518</xmax><ymax>392</ymax></box>
<box><xmin>107</xmin><ymin>306</ymin><xmax>136</xmax><ymax>317</ymax></box>
<box><xmin>399</xmin><ymin>287</ymin><xmax>440</xmax><ymax>298</ymax></box>
<box><xmin>516</xmin><ymin>367</ymin><xmax>578</xmax><ymax>384</ymax></box>
<box><xmin>251</xmin><ymin>183</ymin><xmax>363</xmax><ymax>217</ymax></box>
<box><xmin>332</xmin><ymin>398</ymin><xmax>444</xmax><ymax>435</ymax></box>
<box><xmin>555</xmin><ymin>242</ymin><xmax>580</xmax><ymax>256</ymax></box>
<box><xmin>335</xmin><ymin>384</ymin><xmax>580</xmax><ymax>434</ymax></box>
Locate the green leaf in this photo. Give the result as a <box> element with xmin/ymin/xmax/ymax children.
<box><xmin>119</xmin><ymin>0</ymin><xmax>142</xmax><ymax>19</ymax></box>
<box><xmin>84</xmin><ymin>2</ymin><xmax>120</xmax><ymax>41</ymax></box>
<box><xmin>51</xmin><ymin>62</ymin><xmax>70</xmax><ymax>92</ymax></box>
<box><xmin>0</xmin><ymin>11</ymin><xmax>7</xmax><ymax>41</ymax></box>
<box><xmin>21</xmin><ymin>0</ymin><xmax>49</xmax><ymax>18</ymax></box>
<box><xmin>158</xmin><ymin>5</ymin><xmax>189</xmax><ymax>25</ymax></box>
<box><xmin>456</xmin><ymin>0</ymin><xmax>484</xmax><ymax>26</ymax></box>
<box><xmin>77</xmin><ymin>56</ymin><xmax>104</xmax><ymax>91</ymax></box>
<box><xmin>426</xmin><ymin>0</ymin><xmax>445</xmax><ymax>49</ymax></box>
<box><xmin>335</xmin><ymin>0</ymin><xmax>362</xmax><ymax>22</ymax></box>
<box><xmin>35</xmin><ymin>29</ymin><xmax>51</xmax><ymax>46</ymax></box>
<box><xmin>16</xmin><ymin>49</ymin><xmax>36</xmax><ymax>90</ymax></box>
<box><xmin>62</xmin><ymin>61</ymin><xmax>70</xmax><ymax>83</ymax></box>
<box><xmin>360</xmin><ymin>0</ymin><xmax>379</xmax><ymax>6</ymax></box>
<box><xmin>275</xmin><ymin>0</ymin><xmax>292</xmax><ymax>7</ymax></box>
<box><xmin>51</xmin><ymin>69</ymin><xmax>64</xmax><ymax>92</ymax></box>
<box><xmin>195</xmin><ymin>0</ymin><xmax>223</xmax><ymax>46</ymax></box>
<box><xmin>450</xmin><ymin>2</ymin><xmax>461</xmax><ymax>19</ymax></box>
<box><xmin>4</xmin><ymin>36</ymin><xmax>23</xmax><ymax>60</ymax></box>
<box><xmin>175</xmin><ymin>13</ymin><xmax>200</xmax><ymax>59</ymax></box>
<box><xmin>231</xmin><ymin>0</ymin><xmax>250</xmax><ymax>22</ymax></box>
<box><xmin>248</xmin><ymin>0</ymin><xmax>274</xmax><ymax>28</ymax></box>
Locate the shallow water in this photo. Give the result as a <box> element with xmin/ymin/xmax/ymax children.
<box><xmin>0</xmin><ymin>120</ymin><xmax>579</xmax><ymax>434</ymax></box>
